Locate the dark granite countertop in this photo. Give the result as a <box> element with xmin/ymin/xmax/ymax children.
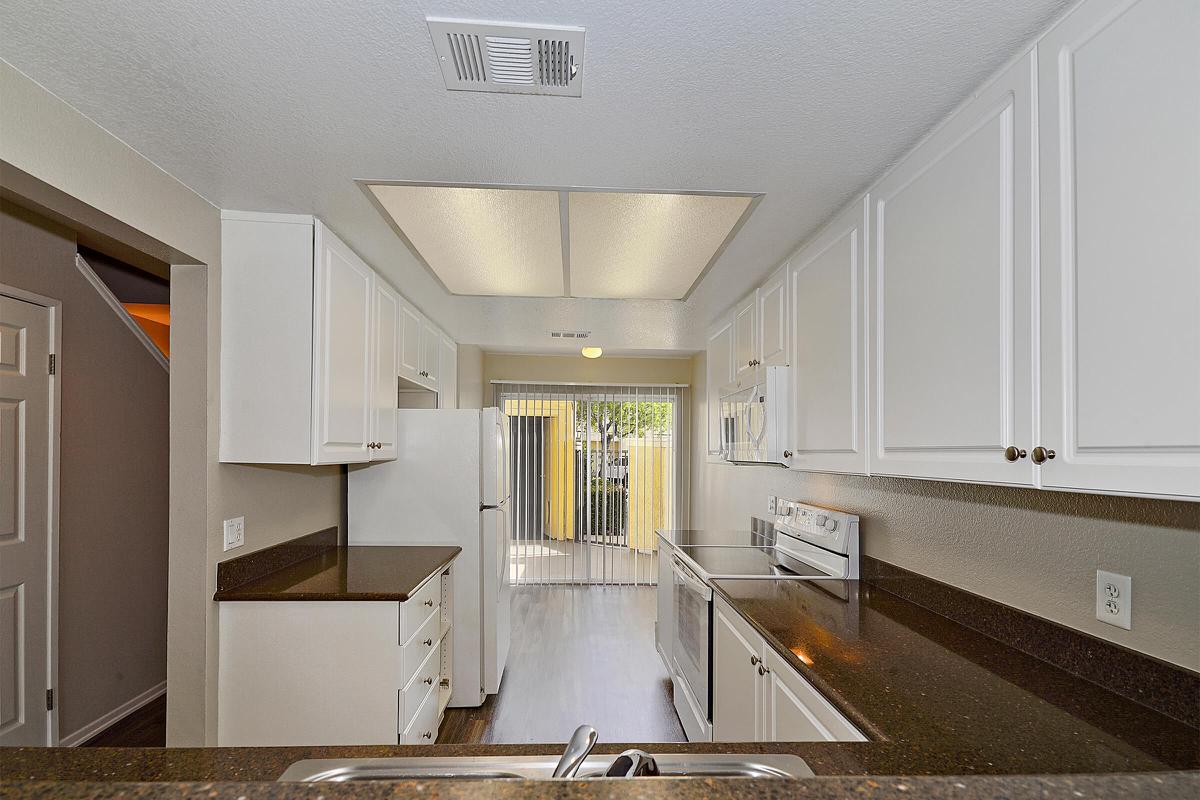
<box><xmin>213</xmin><ymin>543</ymin><xmax>461</xmax><ymax>602</ymax></box>
<box><xmin>710</xmin><ymin>578</ymin><xmax>1200</xmax><ymax>774</ymax></box>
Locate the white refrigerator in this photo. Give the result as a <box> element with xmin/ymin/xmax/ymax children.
<box><xmin>348</xmin><ymin>407</ymin><xmax>512</xmax><ymax>707</ymax></box>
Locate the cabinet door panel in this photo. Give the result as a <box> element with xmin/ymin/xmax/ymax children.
<box><xmin>706</xmin><ymin>316</ymin><xmax>735</xmax><ymax>457</ymax></box>
<box><xmin>870</xmin><ymin>54</ymin><xmax>1034</xmax><ymax>485</ymax></box>
<box><xmin>764</xmin><ymin>648</ymin><xmax>865</xmax><ymax>742</ymax></box>
<box><xmin>758</xmin><ymin>267</ymin><xmax>788</xmax><ymax>367</ymax></box>
<box><xmin>313</xmin><ymin>224</ymin><xmax>373</xmax><ymax>464</ymax></box>
<box><xmin>398</xmin><ymin>302</ymin><xmax>422</xmax><ymax>383</ymax></box>
<box><xmin>733</xmin><ymin>293</ymin><xmax>758</xmax><ymax>379</ymax></box>
<box><xmin>371</xmin><ymin>280</ymin><xmax>399</xmax><ymax>460</ymax></box>
<box><xmin>421</xmin><ymin>319</ymin><xmax>440</xmax><ymax>387</ymax></box>
<box><xmin>1038</xmin><ymin>0</ymin><xmax>1200</xmax><ymax>498</ymax></box>
<box><xmin>712</xmin><ymin>605</ymin><xmax>760</xmax><ymax>742</ymax></box>
<box><xmin>789</xmin><ymin>197</ymin><xmax>868</xmax><ymax>474</ymax></box>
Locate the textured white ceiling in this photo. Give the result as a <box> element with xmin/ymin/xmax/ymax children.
<box><xmin>0</xmin><ymin>0</ymin><xmax>1070</xmax><ymax>353</ymax></box>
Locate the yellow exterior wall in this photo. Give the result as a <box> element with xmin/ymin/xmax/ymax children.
<box><xmin>502</xmin><ymin>398</ymin><xmax>575</xmax><ymax>541</ymax></box>
<box><xmin>626</xmin><ymin>438</ymin><xmax>668</xmax><ymax>552</ymax></box>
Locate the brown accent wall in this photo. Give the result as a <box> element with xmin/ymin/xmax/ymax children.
<box><xmin>1</xmin><ymin>201</ymin><xmax>169</xmax><ymax>738</ymax></box>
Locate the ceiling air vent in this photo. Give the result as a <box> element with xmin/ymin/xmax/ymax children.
<box><xmin>550</xmin><ymin>330</ymin><xmax>591</xmax><ymax>340</ymax></box>
<box><xmin>427</xmin><ymin>18</ymin><xmax>584</xmax><ymax>97</ymax></box>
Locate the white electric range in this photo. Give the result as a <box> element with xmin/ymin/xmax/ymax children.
<box><xmin>655</xmin><ymin>501</ymin><xmax>860</xmax><ymax>742</ymax></box>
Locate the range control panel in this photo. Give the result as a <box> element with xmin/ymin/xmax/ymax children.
<box><xmin>770</xmin><ymin>496</ymin><xmax>859</xmax><ymax>558</ymax></box>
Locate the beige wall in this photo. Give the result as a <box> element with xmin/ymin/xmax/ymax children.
<box><xmin>456</xmin><ymin>344</ymin><xmax>484</xmax><ymax>409</ymax></box>
<box><xmin>1</xmin><ymin>60</ymin><xmax>342</xmax><ymax>744</ymax></box>
<box><xmin>689</xmin><ymin>354</ymin><xmax>1200</xmax><ymax>672</ymax></box>
<box><xmin>1</xmin><ymin>202</ymin><xmax>170</xmax><ymax>738</ymax></box>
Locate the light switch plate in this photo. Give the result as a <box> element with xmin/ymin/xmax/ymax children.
<box><xmin>1096</xmin><ymin>570</ymin><xmax>1131</xmax><ymax>630</ymax></box>
<box><xmin>223</xmin><ymin>516</ymin><xmax>245</xmax><ymax>552</ymax></box>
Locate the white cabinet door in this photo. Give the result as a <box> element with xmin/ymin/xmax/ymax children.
<box><xmin>1037</xmin><ymin>0</ymin><xmax>1200</xmax><ymax>499</ymax></box>
<box><xmin>706</xmin><ymin>314</ymin><xmax>735</xmax><ymax>457</ymax></box>
<box><xmin>733</xmin><ymin>292</ymin><xmax>758</xmax><ymax>380</ymax></box>
<box><xmin>439</xmin><ymin>335</ymin><xmax>458</xmax><ymax>409</ymax></box>
<box><xmin>421</xmin><ymin>319</ymin><xmax>441</xmax><ymax>388</ymax></box>
<box><xmin>712</xmin><ymin>603</ymin><xmax>762</xmax><ymax>742</ymax></box>
<box><xmin>788</xmin><ymin>197</ymin><xmax>869</xmax><ymax>475</ymax></box>
<box><xmin>758</xmin><ymin>266</ymin><xmax>789</xmax><ymax>367</ymax></box>
<box><xmin>763</xmin><ymin>647</ymin><xmax>864</xmax><ymax>742</ymax></box>
<box><xmin>870</xmin><ymin>53</ymin><xmax>1036</xmax><ymax>486</ymax></box>
<box><xmin>370</xmin><ymin>279</ymin><xmax>399</xmax><ymax>461</ymax></box>
<box><xmin>398</xmin><ymin>301</ymin><xmax>423</xmax><ymax>384</ymax></box>
<box><xmin>312</xmin><ymin>222</ymin><xmax>373</xmax><ymax>464</ymax></box>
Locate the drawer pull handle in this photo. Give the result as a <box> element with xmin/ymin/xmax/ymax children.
<box><xmin>750</xmin><ymin>655</ymin><xmax>760</xmax><ymax>666</ymax></box>
<box><xmin>423</xmin><ymin>638</ymin><xmax>433</xmax><ymax>647</ymax></box>
<box><xmin>424</xmin><ymin>599</ymin><xmax>434</xmax><ymax>607</ymax></box>
<box><xmin>422</xmin><ymin>731</ymin><xmax>433</xmax><ymax>740</ymax></box>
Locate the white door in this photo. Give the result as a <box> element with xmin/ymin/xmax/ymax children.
<box><xmin>712</xmin><ymin>605</ymin><xmax>761</xmax><ymax>742</ymax></box>
<box><xmin>370</xmin><ymin>279</ymin><xmax>399</xmax><ymax>461</ymax></box>
<box><xmin>0</xmin><ymin>294</ymin><xmax>55</xmax><ymax>745</ymax></box>
<box><xmin>789</xmin><ymin>197</ymin><xmax>869</xmax><ymax>475</ymax></box>
<box><xmin>420</xmin><ymin>320</ymin><xmax>440</xmax><ymax>388</ymax></box>
<box><xmin>1037</xmin><ymin>0</ymin><xmax>1200</xmax><ymax>499</ymax></box>
<box><xmin>705</xmin><ymin>315</ymin><xmax>734</xmax><ymax>457</ymax></box>
<box><xmin>438</xmin><ymin>336</ymin><xmax>457</xmax><ymax>409</ymax></box>
<box><xmin>758</xmin><ymin>266</ymin><xmax>789</xmax><ymax>367</ymax></box>
<box><xmin>312</xmin><ymin>223</ymin><xmax>373</xmax><ymax>464</ymax></box>
<box><xmin>398</xmin><ymin>302</ymin><xmax>422</xmax><ymax>384</ymax></box>
<box><xmin>870</xmin><ymin>52</ymin><xmax>1036</xmax><ymax>486</ymax></box>
<box><xmin>732</xmin><ymin>293</ymin><xmax>758</xmax><ymax>380</ymax></box>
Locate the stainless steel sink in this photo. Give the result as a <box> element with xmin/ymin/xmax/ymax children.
<box><xmin>277</xmin><ymin>754</ymin><xmax>814</xmax><ymax>781</ymax></box>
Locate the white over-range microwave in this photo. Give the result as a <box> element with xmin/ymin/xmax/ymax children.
<box><xmin>718</xmin><ymin>366</ymin><xmax>790</xmax><ymax>466</ymax></box>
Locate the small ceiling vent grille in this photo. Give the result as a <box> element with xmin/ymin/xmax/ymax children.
<box><xmin>550</xmin><ymin>330</ymin><xmax>591</xmax><ymax>340</ymax></box>
<box><xmin>428</xmin><ymin>18</ymin><xmax>584</xmax><ymax>97</ymax></box>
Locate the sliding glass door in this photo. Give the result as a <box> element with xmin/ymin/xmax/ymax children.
<box><xmin>494</xmin><ymin>383</ymin><xmax>684</xmax><ymax>586</ymax></box>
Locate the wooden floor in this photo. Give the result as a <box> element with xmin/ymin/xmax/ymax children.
<box><xmin>80</xmin><ymin>694</ymin><xmax>166</xmax><ymax>747</ymax></box>
<box><xmin>438</xmin><ymin>586</ymin><xmax>685</xmax><ymax>744</ymax></box>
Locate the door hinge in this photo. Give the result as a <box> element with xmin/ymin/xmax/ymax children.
<box><xmin>48</xmin><ymin>354</ymin><xmax>56</xmax><ymax>375</ymax></box>
<box><xmin>46</xmin><ymin>689</ymin><xmax>54</xmax><ymax>710</ymax></box>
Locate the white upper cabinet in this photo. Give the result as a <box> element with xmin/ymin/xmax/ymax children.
<box><xmin>370</xmin><ymin>279</ymin><xmax>400</xmax><ymax>461</ymax></box>
<box><xmin>788</xmin><ymin>197</ymin><xmax>869</xmax><ymax>475</ymax></box>
<box><xmin>869</xmin><ymin>52</ymin><xmax>1036</xmax><ymax>486</ymax></box>
<box><xmin>757</xmin><ymin>265</ymin><xmax>789</xmax><ymax>368</ymax></box>
<box><xmin>705</xmin><ymin>313</ymin><xmax>735</xmax><ymax>457</ymax></box>
<box><xmin>219</xmin><ymin>212</ymin><xmax>443</xmax><ymax>465</ymax></box>
<box><xmin>733</xmin><ymin>292</ymin><xmax>758</xmax><ymax>380</ymax></box>
<box><xmin>1036</xmin><ymin>0</ymin><xmax>1200</xmax><ymax>499</ymax></box>
<box><xmin>312</xmin><ymin>223</ymin><xmax>375</xmax><ymax>464</ymax></box>
<box><xmin>398</xmin><ymin>301</ymin><xmax>423</xmax><ymax>385</ymax></box>
<box><xmin>439</xmin><ymin>335</ymin><xmax>458</xmax><ymax>409</ymax></box>
<box><xmin>421</xmin><ymin>318</ymin><xmax>441</xmax><ymax>388</ymax></box>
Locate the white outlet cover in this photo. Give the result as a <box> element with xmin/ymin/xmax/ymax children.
<box><xmin>223</xmin><ymin>516</ymin><xmax>246</xmax><ymax>552</ymax></box>
<box><xmin>1096</xmin><ymin>570</ymin><xmax>1131</xmax><ymax>630</ymax></box>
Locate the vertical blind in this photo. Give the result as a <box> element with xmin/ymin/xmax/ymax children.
<box><xmin>493</xmin><ymin>382</ymin><xmax>685</xmax><ymax>586</ymax></box>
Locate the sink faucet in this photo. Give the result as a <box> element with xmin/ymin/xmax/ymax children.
<box><xmin>552</xmin><ymin>724</ymin><xmax>598</xmax><ymax>778</ymax></box>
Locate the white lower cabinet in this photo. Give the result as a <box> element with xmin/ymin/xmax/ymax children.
<box><xmin>712</xmin><ymin>596</ymin><xmax>865</xmax><ymax>743</ymax></box>
<box><xmin>217</xmin><ymin>567</ymin><xmax>454</xmax><ymax>746</ymax></box>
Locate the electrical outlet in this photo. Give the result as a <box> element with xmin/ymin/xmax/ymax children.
<box><xmin>1096</xmin><ymin>570</ymin><xmax>1131</xmax><ymax>630</ymax></box>
<box><xmin>223</xmin><ymin>516</ymin><xmax>245</xmax><ymax>552</ymax></box>
<box><xmin>767</xmin><ymin>496</ymin><xmax>778</xmax><ymax>514</ymax></box>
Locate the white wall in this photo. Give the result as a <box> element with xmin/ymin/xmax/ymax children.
<box><xmin>690</xmin><ymin>354</ymin><xmax>1200</xmax><ymax>672</ymax></box>
<box><xmin>1</xmin><ymin>60</ymin><xmax>342</xmax><ymax>744</ymax></box>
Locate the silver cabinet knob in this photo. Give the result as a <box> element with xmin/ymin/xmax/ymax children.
<box><xmin>783</xmin><ymin>450</ymin><xmax>793</xmax><ymax>459</ymax></box>
<box><xmin>750</xmin><ymin>655</ymin><xmax>761</xmax><ymax>666</ymax></box>
<box><xmin>1032</xmin><ymin>446</ymin><xmax>1056</xmax><ymax>464</ymax></box>
<box><xmin>757</xmin><ymin>663</ymin><xmax>768</xmax><ymax>676</ymax></box>
<box><xmin>1003</xmin><ymin>446</ymin><xmax>1027</xmax><ymax>462</ymax></box>
<box><xmin>424</xmin><ymin>676</ymin><xmax>434</xmax><ymax>686</ymax></box>
<box><xmin>424</xmin><ymin>598</ymin><xmax>434</xmax><ymax>607</ymax></box>
<box><xmin>423</xmin><ymin>638</ymin><xmax>433</xmax><ymax>647</ymax></box>
<box><xmin>422</xmin><ymin>731</ymin><xmax>433</xmax><ymax>740</ymax></box>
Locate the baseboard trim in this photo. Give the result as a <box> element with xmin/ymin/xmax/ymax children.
<box><xmin>59</xmin><ymin>681</ymin><xmax>166</xmax><ymax>747</ymax></box>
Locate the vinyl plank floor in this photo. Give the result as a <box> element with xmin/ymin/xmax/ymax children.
<box><xmin>438</xmin><ymin>586</ymin><xmax>686</xmax><ymax>744</ymax></box>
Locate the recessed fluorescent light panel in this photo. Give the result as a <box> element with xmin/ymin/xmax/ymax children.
<box><xmin>361</xmin><ymin>182</ymin><xmax>760</xmax><ymax>300</ymax></box>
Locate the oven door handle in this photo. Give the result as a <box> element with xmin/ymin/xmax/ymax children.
<box><xmin>671</xmin><ymin>556</ymin><xmax>713</xmax><ymax>600</ymax></box>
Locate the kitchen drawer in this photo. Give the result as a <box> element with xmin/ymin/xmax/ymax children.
<box><xmin>399</xmin><ymin>639</ymin><xmax>441</xmax><ymax>733</ymax></box>
<box><xmin>400</xmin><ymin>575</ymin><xmax>440</xmax><ymax>644</ymax></box>
<box><xmin>400</xmin><ymin>679</ymin><xmax>440</xmax><ymax>744</ymax></box>
<box><xmin>401</xmin><ymin>607</ymin><xmax>440</xmax><ymax>687</ymax></box>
